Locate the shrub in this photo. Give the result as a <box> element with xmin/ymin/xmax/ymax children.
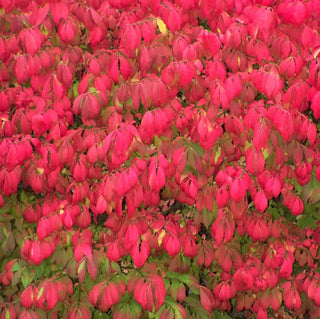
<box><xmin>1</xmin><ymin>0</ymin><xmax>320</xmax><ymax>318</ymax></box>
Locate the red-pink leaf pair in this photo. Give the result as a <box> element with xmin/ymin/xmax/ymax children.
<box><xmin>211</xmin><ymin>208</ymin><xmax>235</xmax><ymax>245</ymax></box>
<box><xmin>132</xmin><ymin>274</ymin><xmax>165</xmax><ymax>312</ymax></box>
<box><xmin>89</xmin><ymin>281</ymin><xmax>124</xmax><ymax>311</ymax></box>
<box><xmin>148</xmin><ymin>155</ymin><xmax>169</xmax><ymax>192</ymax></box>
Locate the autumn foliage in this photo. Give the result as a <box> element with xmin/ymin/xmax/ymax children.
<box><xmin>1</xmin><ymin>0</ymin><xmax>320</xmax><ymax>318</ymax></box>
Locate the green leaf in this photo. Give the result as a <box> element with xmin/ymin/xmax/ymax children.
<box><xmin>14</xmin><ymin>218</ymin><xmax>23</xmax><ymax>232</ymax></box>
<box><xmin>154</xmin><ymin>135</ymin><xmax>162</xmax><ymax>147</ymax></box>
<box><xmin>241</xmin><ymin>241</ymin><xmax>250</xmax><ymax>254</ymax></box>
<box><xmin>89</xmin><ymin>87</ymin><xmax>99</xmax><ymax>94</ymax></box>
<box><xmin>297</xmin><ymin>213</ymin><xmax>316</xmax><ymax>229</ymax></box>
<box><xmin>184</xmin><ymin>296</ymin><xmax>210</xmax><ymax>318</ymax></box>
<box><xmin>35</xmin><ymin>261</ymin><xmax>45</xmax><ymax>279</ymax></box>
<box><xmin>189</xmin><ymin>142</ymin><xmax>204</xmax><ymax>157</ymax></box>
<box><xmin>166</xmin><ymin>272</ymin><xmax>191</xmax><ymax>284</ymax></box>
<box><xmin>202</xmin><ymin>207</ymin><xmax>214</xmax><ymax>229</ymax></box>
<box><xmin>177</xmin><ymin>273</ymin><xmax>192</xmax><ymax>285</ymax></box>
<box><xmin>214</xmin><ymin>147</ymin><xmax>221</xmax><ymax>164</ymax></box>
<box><xmin>267</xmin><ymin>207</ymin><xmax>281</xmax><ymax>219</ymax></box>
<box><xmin>214</xmin><ymin>311</ymin><xmax>232</xmax><ymax>319</ymax></box>
<box><xmin>111</xmin><ymin>261</ymin><xmax>120</xmax><ymax>273</ymax></box>
<box><xmin>165</xmin><ymin>272</ymin><xmax>178</xmax><ymax>280</ymax></box>
<box><xmin>244</xmin><ymin>141</ymin><xmax>251</xmax><ymax>151</ymax></box>
<box><xmin>77</xmin><ymin>259</ymin><xmax>86</xmax><ymax>275</ymax></box>
<box><xmin>11</xmin><ymin>266</ymin><xmax>25</xmax><ymax>287</ymax></box>
<box><xmin>309</xmin><ymin>189</ymin><xmax>320</xmax><ymax>205</ymax></box>
<box><xmin>72</xmin><ymin>82</ymin><xmax>79</xmax><ymax>98</ymax></box>
<box><xmin>129</xmin><ymin>301</ymin><xmax>142</xmax><ymax>318</ymax></box>
<box><xmin>40</xmin><ymin>23</ymin><xmax>48</xmax><ymax>36</ymax></box>
<box><xmin>92</xmin><ymin>310</ymin><xmax>111</xmax><ymax>319</ymax></box>
<box><xmin>38</xmin><ymin>286</ymin><xmax>44</xmax><ymax>299</ymax></box>
<box><xmin>21</xmin><ymin>271</ymin><xmax>35</xmax><ymax>289</ymax></box>
<box><xmin>114</xmin><ymin>298</ymin><xmax>142</xmax><ymax>319</ymax></box>
<box><xmin>11</xmin><ymin>263</ymin><xmax>20</xmax><ymax>272</ymax></box>
<box><xmin>19</xmin><ymin>190</ymin><xmax>28</xmax><ymax>203</ymax></box>
<box><xmin>163</xmin><ymin>278</ymin><xmax>170</xmax><ymax>289</ymax></box>
<box><xmin>292</xmin><ymin>178</ymin><xmax>302</xmax><ymax>194</ymax></box>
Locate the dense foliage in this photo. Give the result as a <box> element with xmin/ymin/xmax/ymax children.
<box><xmin>1</xmin><ymin>0</ymin><xmax>320</xmax><ymax>318</ymax></box>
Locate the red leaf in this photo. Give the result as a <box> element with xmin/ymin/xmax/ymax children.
<box><xmin>101</xmin><ymin>283</ymin><xmax>119</xmax><ymax>311</ymax></box>
<box><xmin>149</xmin><ymin>274</ymin><xmax>166</xmax><ymax>311</ymax></box>
<box><xmin>30</xmin><ymin>3</ymin><xmax>49</xmax><ymax>26</ymax></box>
<box><xmin>230</xmin><ymin>178</ymin><xmax>247</xmax><ymax>202</ymax></box>
<box><xmin>141</xmin><ymin>21</ymin><xmax>156</xmax><ymax>45</ymax></box>
<box><xmin>245</xmin><ymin>147</ymin><xmax>265</xmax><ymax>175</ymax></box>
<box><xmin>253</xmin><ymin>190</ymin><xmax>268</xmax><ymax>212</ymax></box>
<box><xmin>162</xmin><ymin>233</ymin><xmax>181</xmax><ymax>257</ymax></box>
<box><xmin>200</xmin><ymin>286</ymin><xmax>216</xmax><ymax>312</ymax></box>
<box><xmin>133</xmin><ymin>280</ymin><xmax>150</xmax><ymax>311</ymax></box>
<box><xmin>151</xmin><ymin>79</ymin><xmax>169</xmax><ymax>107</ymax></box>
<box><xmin>277</xmin><ymin>2</ymin><xmax>307</xmax><ymax>26</ymax></box>
<box><xmin>119</xmin><ymin>56</ymin><xmax>132</xmax><ymax>81</ymax></box>
<box><xmin>0</xmin><ymin>91</ymin><xmax>9</xmax><ymax>112</ymax></box>
<box><xmin>108</xmin><ymin>176</ymin><xmax>122</xmax><ymax>201</ymax></box>
<box><xmin>124</xmin><ymin>223</ymin><xmax>140</xmax><ymax>250</ymax></box>
<box><xmin>163</xmin><ymin>5</ymin><xmax>181</xmax><ymax>33</ymax></box>
<box><xmin>50</xmin><ymin>1</ymin><xmax>69</xmax><ymax>25</ymax></box>
<box><xmin>46</xmin><ymin>282</ymin><xmax>59</xmax><ymax>310</ymax></box>
<box><xmin>206</xmin><ymin>60</ymin><xmax>226</xmax><ymax>81</ymax></box>
<box><xmin>53</xmin><ymin>76</ymin><xmax>65</xmax><ymax>100</ymax></box>
<box><xmin>14</xmin><ymin>55</ymin><xmax>28</xmax><ymax>84</ymax></box>
<box><xmin>21</xmin><ymin>286</ymin><xmax>34</xmax><ymax>309</ymax></box>
<box><xmin>20</xmin><ymin>29</ymin><xmax>42</xmax><ymax>55</ymax></box>
<box><xmin>57</xmin><ymin>63</ymin><xmax>73</xmax><ymax>89</ymax></box>
<box><xmin>178</xmin><ymin>62</ymin><xmax>195</xmax><ymax>87</ymax></box>
<box><xmin>37</xmin><ymin>218</ymin><xmax>49</xmax><ymax>240</ymax></box>
<box><xmin>311</xmin><ymin>91</ymin><xmax>320</xmax><ymax>119</ymax></box>
<box><xmin>107</xmin><ymin>241</ymin><xmax>126</xmax><ymax>262</ymax></box>
<box><xmin>233</xmin><ymin>267</ymin><xmax>256</xmax><ymax>291</ymax></box>
<box><xmin>279</xmin><ymin>56</ymin><xmax>303</xmax><ymax>79</ymax></box>
<box><xmin>139</xmin><ymin>111</ymin><xmax>155</xmax><ymax>144</ymax></box>
<box><xmin>58</xmin><ymin>19</ymin><xmax>75</xmax><ymax>44</ymax></box>
<box><xmin>253</xmin><ymin>119</ymin><xmax>270</xmax><ymax>150</ymax></box>
<box><xmin>281</xmin><ymin>282</ymin><xmax>301</xmax><ymax>311</ymax></box>
<box><xmin>17</xmin><ymin>310</ymin><xmax>33</xmax><ymax>319</ymax></box>
<box><xmin>72</xmin><ymin>160</ymin><xmax>88</xmax><ymax>183</ymax></box>
<box><xmin>200</xmin><ymin>30</ymin><xmax>221</xmax><ymax>57</ymax></box>
<box><xmin>120</xmin><ymin>25</ymin><xmax>141</xmax><ymax>57</ymax></box>
<box><xmin>288</xmin><ymin>195</ymin><xmax>304</xmax><ymax>216</ymax></box>
<box><xmin>246</xmin><ymin>216</ymin><xmax>270</xmax><ymax>242</ymax></box>
<box><xmin>211</xmin><ymin>209</ymin><xmax>235</xmax><ymax>245</ymax></box>
<box><xmin>80</xmin><ymin>243</ymin><xmax>92</xmax><ymax>259</ymax></box>
<box><xmin>131</xmin><ymin>240</ymin><xmax>150</xmax><ymax>268</ymax></box>
<box><xmin>148</xmin><ymin>158</ymin><xmax>166</xmax><ymax>192</ymax></box>
<box><xmin>181</xmin><ymin>234</ymin><xmax>197</xmax><ymax>258</ymax></box>
<box><xmin>214</xmin><ymin>281</ymin><xmax>236</xmax><ymax>301</ymax></box>
<box><xmin>30</xmin><ymin>241</ymin><xmax>43</xmax><ymax>266</ymax></box>
<box><xmin>69</xmin><ymin>307</ymin><xmax>91</xmax><ymax>319</ymax></box>
<box><xmin>110</xmin><ymin>57</ymin><xmax>120</xmax><ymax>84</ymax></box>
<box><xmin>89</xmin><ymin>283</ymin><xmax>103</xmax><ymax>306</ymax></box>
<box><xmin>210</xmin><ymin>81</ymin><xmax>229</xmax><ymax>110</ymax></box>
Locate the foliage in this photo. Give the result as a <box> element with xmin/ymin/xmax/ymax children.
<box><xmin>1</xmin><ymin>0</ymin><xmax>320</xmax><ymax>318</ymax></box>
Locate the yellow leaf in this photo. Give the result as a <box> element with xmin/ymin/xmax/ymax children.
<box><xmin>244</xmin><ymin>141</ymin><xmax>251</xmax><ymax>151</ymax></box>
<box><xmin>215</xmin><ymin>147</ymin><xmax>221</xmax><ymax>164</ymax></box>
<box><xmin>157</xmin><ymin>18</ymin><xmax>167</xmax><ymax>36</ymax></box>
<box><xmin>157</xmin><ymin>230</ymin><xmax>166</xmax><ymax>246</ymax></box>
